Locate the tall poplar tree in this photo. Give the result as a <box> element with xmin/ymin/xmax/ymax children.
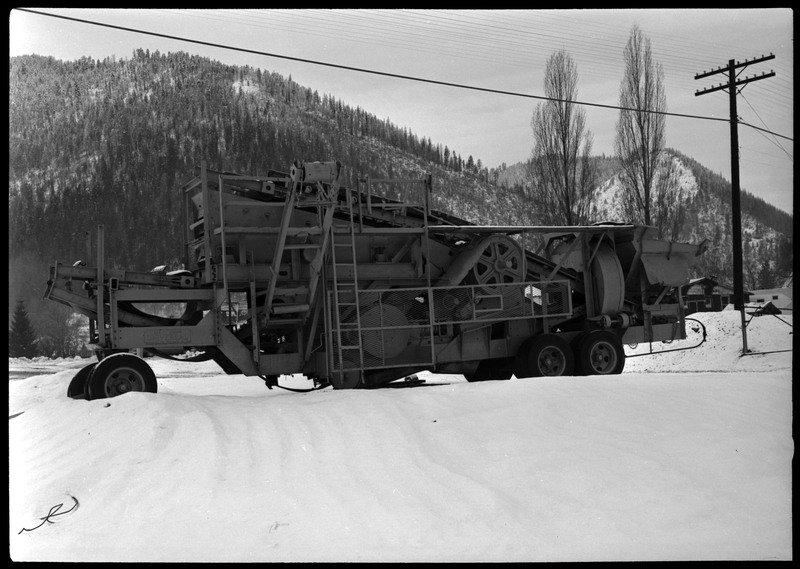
<box><xmin>529</xmin><ymin>50</ymin><xmax>596</xmax><ymax>226</ymax></box>
<box><xmin>615</xmin><ymin>24</ymin><xmax>683</xmax><ymax>240</ymax></box>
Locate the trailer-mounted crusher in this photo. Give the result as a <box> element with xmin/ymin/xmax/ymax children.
<box><xmin>44</xmin><ymin>160</ymin><xmax>706</xmax><ymax>400</ymax></box>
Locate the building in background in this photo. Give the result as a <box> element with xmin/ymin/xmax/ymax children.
<box><xmin>681</xmin><ymin>277</ymin><xmax>750</xmax><ymax>315</ymax></box>
<box><xmin>747</xmin><ymin>273</ymin><xmax>793</xmax><ymax>312</ymax></box>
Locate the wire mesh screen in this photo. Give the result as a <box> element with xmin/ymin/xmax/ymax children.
<box><xmin>430</xmin><ymin>280</ymin><xmax>572</xmax><ymax>323</ymax></box>
<box><xmin>329</xmin><ymin>280</ymin><xmax>571</xmax><ymax>371</ymax></box>
<box><xmin>330</xmin><ymin>287</ymin><xmax>433</xmax><ymax>371</ymax></box>
<box><xmin>522</xmin><ymin>281</ymin><xmax>572</xmax><ymax>319</ymax></box>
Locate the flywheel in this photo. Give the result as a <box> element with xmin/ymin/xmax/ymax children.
<box><xmin>466</xmin><ymin>235</ymin><xmax>525</xmax><ymax>293</ymax></box>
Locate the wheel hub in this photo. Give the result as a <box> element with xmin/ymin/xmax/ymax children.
<box><xmin>538</xmin><ymin>348</ymin><xmax>565</xmax><ymax>376</ymax></box>
<box><xmin>589</xmin><ymin>342</ymin><xmax>616</xmax><ymax>373</ymax></box>
<box><xmin>107</xmin><ymin>367</ymin><xmax>145</xmax><ymax>396</ymax></box>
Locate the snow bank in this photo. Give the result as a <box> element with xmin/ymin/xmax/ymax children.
<box><xmin>8</xmin><ymin>310</ymin><xmax>793</xmax><ymax>562</ymax></box>
<box><xmin>624</xmin><ymin>310</ymin><xmax>793</xmax><ymax>373</ymax></box>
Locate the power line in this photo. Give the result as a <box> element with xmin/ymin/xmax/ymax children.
<box><xmin>212</xmin><ymin>9</ymin><xmax>794</xmax><ymax>129</ymax></box>
<box><xmin>15</xmin><ymin>7</ymin><xmax>793</xmax><ymax>143</ymax></box>
<box><xmin>14</xmin><ymin>8</ymin><xmax>726</xmax><ymax>124</ymax></box>
<box><xmin>380</xmin><ymin>10</ymin><xmax>794</xmax><ymax>96</ymax></box>
<box><xmin>736</xmin><ymin>120</ymin><xmax>793</xmax><ymax>143</ymax></box>
<box><xmin>738</xmin><ymin>92</ymin><xmax>793</xmax><ymax>157</ymax></box>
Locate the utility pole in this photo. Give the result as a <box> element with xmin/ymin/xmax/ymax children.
<box><xmin>694</xmin><ymin>54</ymin><xmax>775</xmax><ymax>356</ymax></box>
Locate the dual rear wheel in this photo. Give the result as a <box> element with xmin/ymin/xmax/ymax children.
<box><xmin>515</xmin><ymin>334</ymin><xmax>574</xmax><ymax>378</ymax></box>
<box><xmin>572</xmin><ymin>330</ymin><xmax>626</xmax><ymax>375</ymax></box>
<box><xmin>514</xmin><ymin>330</ymin><xmax>625</xmax><ymax>378</ymax></box>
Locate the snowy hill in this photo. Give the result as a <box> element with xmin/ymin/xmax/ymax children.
<box><xmin>9</xmin><ymin>310</ymin><xmax>792</xmax><ymax>562</ymax></box>
<box><xmin>588</xmin><ymin>152</ymin><xmax>791</xmax><ymax>287</ymax></box>
<box><xmin>589</xmin><ymin>154</ymin><xmax>700</xmax><ymax>224</ymax></box>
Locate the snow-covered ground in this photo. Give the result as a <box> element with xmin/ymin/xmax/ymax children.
<box><xmin>8</xmin><ymin>310</ymin><xmax>793</xmax><ymax>562</ymax></box>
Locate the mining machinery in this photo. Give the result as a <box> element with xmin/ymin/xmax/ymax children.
<box><xmin>44</xmin><ymin>160</ymin><xmax>706</xmax><ymax>399</ymax></box>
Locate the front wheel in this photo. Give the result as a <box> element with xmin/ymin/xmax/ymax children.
<box><xmin>574</xmin><ymin>330</ymin><xmax>625</xmax><ymax>375</ymax></box>
<box><xmin>86</xmin><ymin>353</ymin><xmax>158</xmax><ymax>400</ymax></box>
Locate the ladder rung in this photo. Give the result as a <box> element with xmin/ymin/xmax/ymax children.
<box><xmin>339</xmin><ymin>345</ymin><xmax>362</xmax><ymax>350</ymax></box>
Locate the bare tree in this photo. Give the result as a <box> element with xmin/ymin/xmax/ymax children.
<box><xmin>529</xmin><ymin>50</ymin><xmax>596</xmax><ymax>226</ymax></box>
<box><xmin>33</xmin><ymin>303</ymin><xmax>86</xmax><ymax>358</ymax></box>
<box><xmin>650</xmin><ymin>152</ymin><xmax>686</xmax><ymax>241</ymax></box>
<box><xmin>615</xmin><ymin>24</ymin><xmax>673</xmax><ymax>229</ymax></box>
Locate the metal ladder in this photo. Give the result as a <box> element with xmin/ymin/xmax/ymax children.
<box><xmin>329</xmin><ymin>186</ymin><xmax>364</xmax><ymax>383</ymax></box>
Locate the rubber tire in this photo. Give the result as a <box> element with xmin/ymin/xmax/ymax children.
<box><xmin>464</xmin><ymin>359</ymin><xmax>513</xmax><ymax>382</ymax></box>
<box><xmin>575</xmin><ymin>330</ymin><xmax>625</xmax><ymax>375</ymax></box>
<box><xmin>86</xmin><ymin>353</ymin><xmax>158</xmax><ymax>400</ymax></box>
<box><xmin>67</xmin><ymin>362</ymin><xmax>97</xmax><ymax>399</ymax></box>
<box><xmin>523</xmin><ymin>334</ymin><xmax>575</xmax><ymax>377</ymax></box>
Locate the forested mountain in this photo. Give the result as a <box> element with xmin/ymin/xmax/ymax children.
<box><xmin>8</xmin><ymin>51</ymin><xmax>793</xmax><ymax>336</ymax></box>
<box><xmin>548</xmin><ymin>148</ymin><xmax>793</xmax><ymax>289</ymax></box>
<box><xmin>494</xmin><ymin>157</ymin><xmax>792</xmax><ymax>295</ymax></box>
<box><xmin>9</xmin><ymin>51</ymin><xmax>525</xmax><ymax>266</ymax></box>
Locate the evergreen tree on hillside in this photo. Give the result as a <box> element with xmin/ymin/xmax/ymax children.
<box><xmin>757</xmin><ymin>260</ymin><xmax>776</xmax><ymax>290</ymax></box>
<box><xmin>9</xmin><ymin>299</ymin><xmax>39</xmax><ymax>358</ymax></box>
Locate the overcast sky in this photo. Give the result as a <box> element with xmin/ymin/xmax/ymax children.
<box><xmin>9</xmin><ymin>8</ymin><xmax>794</xmax><ymax>214</ymax></box>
